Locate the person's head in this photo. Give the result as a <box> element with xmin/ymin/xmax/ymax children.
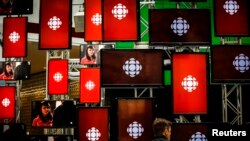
<box><xmin>38</xmin><ymin>101</ymin><xmax>53</xmax><ymax>122</ymax></box>
<box><xmin>3</xmin><ymin>62</ymin><xmax>13</xmax><ymax>76</ymax></box>
<box><xmin>85</xmin><ymin>46</ymin><xmax>96</xmax><ymax>60</ymax></box>
<box><xmin>152</xmin><ymin>118</ymin><xmax>172</xmax><ymax>140</ymax></box>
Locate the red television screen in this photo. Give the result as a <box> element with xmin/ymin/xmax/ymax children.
<box><xmin>103</xmin><ymin>0</ymin><xmax>140</xmax><ymax>41</ymax></box>
<box><xmin>211</xmin><ymin>45</ymin><xmax>250</xmax><ymax>83</ymax></box>
<box><xmin>0</xmin><ymin>86</ymin><xmax>15</xmax><ymax>119</ymax></box>
<box><xmin>31</xmin><ymin>100</ymin><xmax>77</xmax><ymax>128</ymax></box>
<box><xmin>78</xmin><ymin>107</ymin><xmax>109</xmax><ymax>141</ymax></box>
<box><xmin>214</xmin><ymin>0</ymin><xmax>249</xmax><ymax>36</ymax></box>
<box><xmin>3</xmin><ymin>17</ymin><xmax>27</xmax><ymax>57</ymax></box>
<box><xmin>101</xmin><ymin>49</ymin><xmax>164</xmax><ymax>87</ymax></box>
<box><xmin>172</xmin><ymin>53</ymin><xmax>208</xmax><ymax>114</ymax></box>
<box><xmin>149</xmin><ymin>9</ymin><xmax>211</xmax><ymax>45</ymax></box>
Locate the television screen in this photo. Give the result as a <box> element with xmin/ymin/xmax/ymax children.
<box><xmin>149</xmin><ymin>9</ymin><xmax>211</xmax><ymax>45</ymax></box>
<box><xmin>211</xmin><ymin>45</ymin><xmax>250</xmax><ymax>83</ymax></box>
<box><xmin>80</xmin><ymin>44</ymin><xmax>115</xmax><ymax>66</ymax></box>
<box><xmin>0</xmin><ymin>123</ymin><xmax>26</xmax><ymax>141</ymax></box>
<box><xmin>110</xmin><ymin>98</ymin><xmax>155</xmax><ymax>141</ymax></box>
<box><xmin>214</xmin><ymin>0</ymin><xmax>249</xmax><ymax>36</ymax></box>
<box><xmin>25</xmin><ymin>135</ymin><xmax>74</xmax><ymax>141</ymax></box>
<box><xmin>0</xmin><ymin>86</ymin><xmax>15</xmax><ymax>119</ymax></box>
<box><xmin>100</xmin><ymin>49</ymin><xmax>164</xmax><ymax>87</ymax></box>
<box><xmin>0</xmin><ymin>61</ymin><xmax>31</xmax><ymax>81</ymax></box>
<box><xmin>0</xmin><ymin>0</ymin><xmax>33</xmax><ymax>15</ymax></box>
<box><xmin>171</xmin><ymin>123</ymin><xmax>208</xmax><ymax>141</ymax></box>
<box><xmin>31</xmin><ymin>100</ymin><xmax>77</xmax><ymax>128</ymax></box>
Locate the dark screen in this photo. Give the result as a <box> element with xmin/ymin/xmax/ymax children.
<box><xmin>0</xmin><ymin>0</ymin><xmax>33</xmax><ymax>15</ymax></box>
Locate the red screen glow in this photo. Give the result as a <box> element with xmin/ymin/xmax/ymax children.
<box><xmin>103</xmin><ymin>0</ymin><xmax>139</xmax><ymax>41</ymax></box>
<box><xmin>48</xmin><ymin>59</ymin><xmax>68</xmax><ymax>95</ymax></box>
<box><xmin>214</xmin><ymin>0</ymin><xmax>249</xmax><ymax>36</ymax></box>
<box><xmin>80</xmin><ymin>68</ymin><xmax>100</xmax><ymax>103</ymax></box>
<box><xmin>84</xmin><ymin>0</ymin><xmax>102</xmax><ymax>41</ymax></box>
<box><xmin>39</xmin><ymin>0</ymin><xmax>71</xmax><ymax>49</ymax></box>
<box><xmin>0</xmin><ymin>86</ymin><xmax>15</xmax><ymax>119</ymax></box>
<box><xmin>172</xmin><ymin>53</ymin><xmax>208</xmax><ymax>114</ymax></box>
<box><xmin>3</xmin><ymin>17</ymin><xmax>27</xmax><ymax>57</ymax></box>
<box><xmin>78</xmin><ymin>107</ymin><xmax>109</xmax><ymax>141</ymax></box>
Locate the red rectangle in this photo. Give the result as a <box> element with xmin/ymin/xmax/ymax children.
<box><xmin>48</xmin><ymin>59</ymin><xmax>68</xmax><ymax>95</ymax></box>
<box><xmin>116</xmin><ymin>98</ymin><xmax>154</xmax><ymax>141</ymax></box>
<box><xmin>85</xmin><ymin>0</ymin><xmax>102</xmax><ymax>41</ymax></box>
<box><xmin>172</xmin><ymin>53</ymin><xmax>208</xmax><ymax>114</ymax></box>
<box><xmin>80</xmin><ymin>68</ymin><xmax>100</xmax><ymax>103</ymax></box>
<box><xmin>103</xmin><ymin>0</ymin><xmax>139</xmax><ymax>41</ymax></box>
<box><xmin>0</xmin><ymin>86</ymin><xmax>15</xmax><ymax>119</ymax></box>
<box><xmin>39</xmin><ymin>0</ymin><xmax>71</xmax><ymax>49</ymax></box>
<box><xmin>214</xmin><ymin>0</ymin><xmax>249</xmax><ymax>36</ymax></box>
<box><xmin>3</xmin><ymin>17</ymin><xmax>27</xmax><ymax>57</ymax></box>
<box><xmin>78</xmin><ymin>107</ymin><xmax>109</xmax><ymax>141</ymax></box>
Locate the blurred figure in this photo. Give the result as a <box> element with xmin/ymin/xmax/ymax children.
<box><xmin>152</xmin><ymin>118</ymin><xmax>172</xmax><ymax>141</ymax></box>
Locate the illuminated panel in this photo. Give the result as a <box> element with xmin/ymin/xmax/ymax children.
<box><xmin>39</xmin><ymin>0</ymin><xmax>71</xmax><ymax>49</ymax></box>
<box><xmin>101</xmin><ymin>49</ymin><xmax>164</xmax><ymax>87</ymax></box>
<box><xmin>116</xmin><ymin>98</ymin><xmax>154</xmax><ymax>141</ymax></box>
<box><xmin>0</xmin><ymin>86</ymin><xmax>15</xmax><ymax>119</ymax></box>
<box><xmin>80</xmin><ymin>68</ymin><xmax>100</xmax><ymax>103</ymax></box>
<box><xmin>211</xmin><ymin>45</ymin><xmax>250</xmax><ymax>83</ymax></box>
<box><xmin>103</xmin><ymin>0</ymin><xmax>139</xmax><ymax>41</ymax></box>
<box><xmin>85</xmin><ymin>0</ymin><xmax>102</xmax><ymax>41</ymax></box>
<box><xmin>48</xmin><ymin>59</ymin><xmax>68</xmax><ymax>95</ymax></box>
<box><xmin>214</xmin><ymin>0</ymin><xmax>249</xmax><ymax>36</ymax></box>
<box><xmin>78</xmin><ymin>107</ymin><xmax>109</xmax><ymax>141</ymax></box>
<box><xmin>3</xmin><ymin>17</ymin><xmax>27</xmax><ymax>57</ymax></box>
<box><xmin>149</xmin><ymin>9</ymin><xmax>211</xmax><ymax>45</ymax></box>
<box><xmin>171</xmin><ymin>123</ymin><xmax>208</xmax><ymax>141</ymax></box>
<box><xmin>172</xmin><ymin>53</ymin><xmax>208</xmax><ymax>114</ymax></box>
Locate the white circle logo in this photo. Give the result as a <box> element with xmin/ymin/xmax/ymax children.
<box><xmin>171</xmin><ymin>17</ymin><xmax>190</xmax><ymax>36</ymax></box>
<box><xmin>181</xmin><ymin>75</ymin><xmax>198</xmax><ymax>92</ymax></box>
<box><xmin>53</xmin><ymin>72</ymin><xmax>63</xmax><ymax>82</ymax></box>
<box><xmin>223</xmin><ymin>0</ymin><xmax>240</xmax><ymax>15</ymax></box>
<box><xmin>189</xmin><ymin>132</ymin><xmax>208</xmax><ymax>141</ymax></box>
<box><xmin>86</xmin><ymin>127</ymin><xmax>101</xmax><ymax>141</ymax></box>
<box><xmin>127</xmin><ymin>121</ymin><xmax>144</xmax><ymax>139</ymax></box>
<box><xmin>91</xmin><ymin>13</ymin><xmax>102</xmax><ymax>26</ymax></box>
<box><xmin>9</xmin><ymin>31</ymin><xmax>20</xmax><ymax>43</ymax></box>
<box><xmin>2</xmin><ymin>98</ymin><xmax>11</xmax><ymax>107</ymax></box>
<box><xmin>112</xmin><ymin>3</ymin><xmax>128</xmax><ymax>20</ymax></box>
<box><xmin>123</xmin><ymin>58</ymin><xmax>142</xmax><ymax>77</ymax></box>
<box><xmin>48</xmin><ymin>16</ymin><xmax>62</xmax><ymax>30</ymax></box>
<box><xmin>233</xmin><ymin>54</ymin><xmax>250</xmax><ymax>73</ymax></box>
<box><xmin>85</xmin><ymin>80</ymin><xmax>95</xmax><ymax>91</ymax></box>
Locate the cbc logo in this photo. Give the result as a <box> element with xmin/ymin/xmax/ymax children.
<box><xmin>9</xmin><ymin>31</ymin><xmax>20</xmax><ymax>43</ymax></box>
<box><xmin>181</xmin><ymin>75</ymin><xmax>198</xmax><ymax>92</ymax></box>
<box><xmin>171</xmin><ymin>17</ymin><xmax>190</xmax><ymax>36</ymax></box>
<box><xmin>223</xmin><ymin>0</ymin><xmax>240</xmax><ymax>15</ymax></box>
<box><xmin>53</xmin><ymin>72</ymin><xmax>63</xmax><ymax>82</ymax></box>
<box><xmin>48</xmin><ymin>16</ymin><xmax>62</xmax><ymax>30</ymax></box>
<box><xmin>123</xmin><ymin>58</ymin><xmax>142</xmax><ymax>77</ymax></box>
<box><xmin>2</xmin><ymin>98</ymin><xmax>11</xmax><ymax>107</ymax></box>
<box><xmin>112</xmin><ymin>3</ymin><xmax>128</xmax><ymax>20</ymax></box>
<box><xmin>233</xmin><ymin>54</ymin><xmax>250</xmax><ymax>73</ymax></box>
<box><xmin>86</xmin><ymin>127</ymin><xmax>101</xmax><ymax>141</ymax></box>
<box><xmin>85</xmin><ymin>80</ymin><xmax>95</xmax><ymax>91</ymax></box>
<box><xmin>91</xmin><ymin>13</ymin><xmax>102</xmax><ymax>26</ymax></box>
<box><xmin>189</xmin><ymin>132</ymin><xmax>208</xmax><ymax>141</ymax></box>
<box><xmin>127</xmin><ymin>121</ymin><xmax>144</xmax><ymax>139</ymax></box>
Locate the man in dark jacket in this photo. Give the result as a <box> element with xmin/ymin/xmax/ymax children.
<box><xmin>152</xmin><ymin>118</ymin><xmax>172</xmax><ymax>141</ymax></box>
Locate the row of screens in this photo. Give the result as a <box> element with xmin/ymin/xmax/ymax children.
<box><xmin>0</xmin><ymin>61</ymin><xmax>31</xmax><ymax>81</ymax></box>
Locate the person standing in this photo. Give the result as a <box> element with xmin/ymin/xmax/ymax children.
<box><xmin>152</xmin><ymin>118</ymin><xmax>172</xmax><ymax>141</ymax></box>
<box><xmin>32</xmin><ymin>101</ymin><xmax>53</xmax><ymax>127</ymax></box>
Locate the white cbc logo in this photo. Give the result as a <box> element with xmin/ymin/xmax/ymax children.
<box><xmin>112</xmin><ymin>3</ymin><xmax>128</xmax><ymax>20</ymax></box>
<box><xmin>127</xmin><ymin>121</ymin><xmax>144</xmax><ymax>139</ymax></box>
<box><xmin>86</xmin><ymin>127</ymin><xmax>101</xmax><ymax>141</ymax></box>
<box><xmin>223</xmin><ymin>0</ymin><xmax>240</xmax><ymax>15</ymax></box>
<box><xmin>123</xmin><ymin>58</ymin><xmax>142</xmax><ymax>77</ymax></box>
<box><xmin>48</xmin><ymin>16</ymin><xmax>62</xmax><ymax>30</ymax></box>
<box><xmin>189</xmin><ymin>131</ymin><xmax>208</xmax><ymax>141</ymax></box>
<box><xmin>53</xmin><ymin>72</ymin><xmax>63</xmax><ymax>82</ymax></box>
<box><xmin>9</xmin><ymin>31</ymin><xmax>20</xmax><ymax>43</ymax></box>
<box><xmin>91</xmin><ymin>13</ymin><xmax>102</xmax><ymax>26</ymax></box>
<box><xmin>2</xmin><ymin>98</ymin><xmax>11</xmax><ymax>107</ymax></box>
<box><xmin>171</xmin><ymin>17</ymin><xmax>190</xmax><ymax>36</ymax></box>
<box><xmin>85</xmin><ymin>80</ymin><xmax>95</xmax><ymax>91</ymax></box>
<box><xmin>233</xmin><ymin>53</ymin><xmax>250</xmax><ymax>73</ymax></box>
<box><xmin>181</xmin><ymin>75</ymin><xmax>198</xmax><ymax>92</ymax></box>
